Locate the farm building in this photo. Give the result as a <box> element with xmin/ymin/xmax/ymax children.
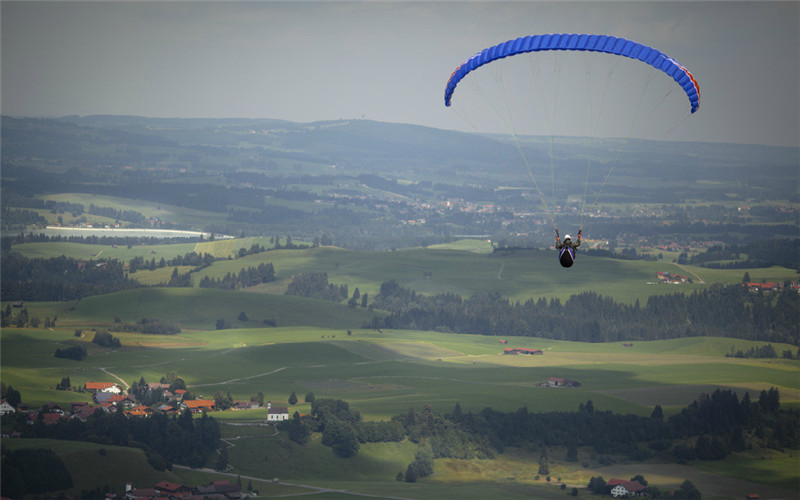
<box><xmin>608</xmin><ymin>478</ymin><xmax>646</xmax><ymax>497</ymax></box>
<box><xmin>545</xmin><ymin>377</ymin><xmax>580</xmax><ymax>388</ymax></box>
<box><xmin>267</xmin><ymin>403</ymin><xmax>289</xmax><ymax>422</ymax></box>
<box><xmin>503</xmin><ymin>348</ymin><xmax>543</xmax><ymax>355</ymax></box>
<box><xmin>85</xmin><ymin>382</ymin><xmax>121</xmax><ymax>393</ymax></box>
<box><xmin>182</xmin><ymin>399</ymin><xmax>216</xmax><ymax>413</ymax></box>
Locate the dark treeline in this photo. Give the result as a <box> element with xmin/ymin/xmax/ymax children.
<box><xmin>1</xmin><ymin>254</ymin><xmax>140</xmax><ymax>301</ymax></box>
<box><xmin>2</xmin><ymin>407</ymin><xmax>220</xmax><ymax>470</ymax></box>
<box><xmin>690</xmin><ymin>238</ymin><xmax>800</xmax><ymax>271</ymax></box>
<box><xmin>88</xmin><ymin>203</ymin><xmax>147</xmax><ymax>224</ymax></box>
<box><xmin>198</xmin><ymin>263</ymin><xmax>276</xmax><ymax>290</ymax></box>
<box><xmin>0</xmin><ymin>448</ymin><xmax>73</xmax><ymax>498</ymax></box>
<box><xmin>367</xmin><ymin>281</ymin><xmax>799</xmax><ymax>345</ymax></box>
<box><xmin>1</xmin><ymin>207</ymin><xmax>49</xmax><ymax>229</ymax></box>
<box><xmin>5</xmin><ymin>232</ymin><xmax>207</xmax><ymax>247</ymax></box>
<box><xmin>286</xmin><ymin>388</ymin><xmax>797</xmax><ymax>472</ymax></box>
<box><xmin>285</xmin><ymin>272</ymin><xmax>348</xmax><ymax>301</ymax></box>
<box><xmin>127</xmin><ymin>251</ymin><xmax>216</xmax><ymax>273</ymax></box>
<box><xmin>109</xmin><ymin>318</ymin><xmax>181</xmax><ymax>335</ymax></box>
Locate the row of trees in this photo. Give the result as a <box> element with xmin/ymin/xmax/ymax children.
<box><xmin>2</xmin><ymin>404</ymin><xmax>221</xmax><ymax>470</ymax></box>
<box><xmin>198</xmin><ymin>263</ymin><xmax>276</xmax><ymax>290</ymax></box>
<box><xmin>1</xmin><ymin>253</ymin><xmax>140</xmax><ymax>301</ymax></box>
<box><xmin>285</xmin><ymin>272</ymin><xmax>349</xmax><ymax>302</ymax></box>
<box><xmin>690</xmin><ymin>239</ymin><xmax>800</xmax><ymax>271</ymax></box>
<box><xmin>0</xmin><ymin>305</ymin><xmax>57</xmax><ymax>329</ymax></box>
<box><xmin>280</xmin><ymin>386</ymin><xmax>797</xmax><ymax>479</ymax></box>
<box><xmin>368</xmin><ymin>280</ymin><xmax>799</xmax><ymax>345</ymax></box>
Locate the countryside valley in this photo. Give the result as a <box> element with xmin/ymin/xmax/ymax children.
<box><xmin>1</xmin><ymin>116</ymin><xmax>799</xmax><ymax>500</ymax></box>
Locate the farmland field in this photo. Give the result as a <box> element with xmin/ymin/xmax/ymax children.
<box><xmin>2</xmin><ymin>240</ymin><xmax>798</xmax><ymax>499</ymax></box>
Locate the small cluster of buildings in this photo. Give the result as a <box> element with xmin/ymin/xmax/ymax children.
<box><xmin>1</xmin><ymin>382</ymin><xmax>290</xmax><ymax>426</ymax></box>
<box><xmin>118</xmin><ymin>480</ymin><xmax>251</xmax><ymax>500</ymax></box>
<box><xmin>502</xmin><ymin>347</ymin><xmax>543</xmax><ymax>355</ymax></box>
<box><xmin>655</xmin><ymin>271</ymin><xmax>689</xmax><ymax>284</ymax></box>
<box><xmin>608</xmin><ymin>478</ymin><xmax>646</xmax><ymax>497</ymax></box>
<box><xmin>743</xmin><ymin>281</ymin><xmax>798</xmax><ymax>292</ymax></box>
<box><xmin>539</xmin><ymin>377</ymin><xmax>581</xmax><ymax>388</ymax></box>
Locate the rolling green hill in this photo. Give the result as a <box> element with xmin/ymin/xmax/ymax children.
<box><xmin>55</xmin><ymin>287</ymin><xmax>377</xmax><ymax>331</ymax></box>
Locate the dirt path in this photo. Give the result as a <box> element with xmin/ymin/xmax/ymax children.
<box><xmin>171</xmin><ymin>464</ymin><xmax>417</xmax><ymax>499</ymax></box>
<box><xmin>99</xmin><ymin>367</ymin><xmax>130</xmax><ymax>389</ymax></box>
<box><xmin>674</xmin><ymin>262</ymin><xmax>705</xmax><ymax>283</ymax></box>
<box><xmin>189</xmin><ymin>367</ymin><xmax>287</xmax><ymax>388</ymax></box>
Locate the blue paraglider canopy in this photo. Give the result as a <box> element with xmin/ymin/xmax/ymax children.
<box><xmin>445</xmin><ymin>33</ymin><xmax>699</xmax><ymax>114</ymax></box>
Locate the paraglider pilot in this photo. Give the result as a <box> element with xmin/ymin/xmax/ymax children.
<box><xmin>555</xmin><ymin>230</ymin><xmax>581</xmax><ymax>268</ymax></box>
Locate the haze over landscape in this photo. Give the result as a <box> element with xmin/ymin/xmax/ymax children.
<box><xmin>2</xmin><ymin>1</ymin><xmax>798</xmax><ymax>147</ymax></box>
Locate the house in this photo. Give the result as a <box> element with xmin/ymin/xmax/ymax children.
<box><xmin>545</xmin><ymin>377</ymin><xmax>581</xmax><ymax>388</ymax></box>
<box><xmin>503</xmin><ymin>347</ymin><xmax>543</xmax><ymax>355</ymax></box>
<box><xmin>267</xmin><ymin>403</ymin><xmax>289</xmax><ymax>422</ymax></box>
<box><xmin>182</xmin><ymin>399</ymin><xmax>216</xmax><ymax>413</ymax></box>
<box><xmin>196</xmin><ymin>480</ymin><xmax>242</xmax><ymax>498</ymax></box>
<box><xmin>154</xmin><ymin>481</ymin><xmax>191</xmax><ymax>495</ymax></box>
<box><xmin>233</xmin><ymin>400</ymin><xmax>260</xmax><ymax>410</ymax></box>
<box><xmin>0</xmin><ymin>399</ymin><xmax>16</xmax><ymax>415</ymax></box>
<box><xmin>125</xmin><ymin>487</ymin><xmax>160</xmax><ymax>500</ymax></box>
<box><xmin>85</xmin><ymin>382</ymin><xmax>121</xmax><ymax>393</ymax></box>
<box><xmin>608</xmin><ymin>478</ymin><xmax>646</xmax><ymax>497</ymax></box>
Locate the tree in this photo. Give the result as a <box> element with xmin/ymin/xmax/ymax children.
<box><xmin>304</xmin><ymin>392</ymin><xmax>315</xmax><ymax>403</ymax></box>
<box><xmin>288</xmin><ymin>390</ymin><xmax>298</xmax><ymax>405</ymax></box>
<box><xmin>215</xmin><ymin>446</ymin><xmax>229</xmax><ymax>472</ymax></box>
<box><xmin>287</xmin><ymin>412</ymin><xmax>311</xmax><ymax>445</ymax></box>
<box><xmin>588</xmin><ymin>476</ymin><xmax>606</xmax><ymax>494</ymax></box>
<box><xmin>4</xmin><ymin>385</ymin><xmax>21</xmax><ymax>407</ymax></box>
<box><xmin>651</xmin><ymin>404</ymin><xmax>664</xmax><ymax>420</ymax></box>
<box><xmin>322</xmin><ymin>419</ymin><xmax>360</xmax><ymax>458</ymax></box>
<box><xmin>566</xmin><ymin>442</ymin><xmax>578</xmax><ymax>462</ymax></box>
<box><xmin>673</xmin><ymin>479</ymin><xmax>701</xmax><ymax>500</ymax></box>
<box><xmin>538</xmin><ymin>448</ymin><xmax>549</xmax><ymax>475</ymax></box>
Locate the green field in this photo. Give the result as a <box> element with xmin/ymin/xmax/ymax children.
<box><xmin>3</xmin><ymin>240</ymin><xmax>799</xmax><ymax>499</ymax></box>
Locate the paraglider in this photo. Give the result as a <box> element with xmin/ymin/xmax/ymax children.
<box><xmin>555</xmin><ymin>230</ymin><xmax>581</xmax><ymax>268</ymax></box>
<box><xmin>444</xmin><ymin>34</ymin><xmax>700</xmax><ymax>267</ymax></box>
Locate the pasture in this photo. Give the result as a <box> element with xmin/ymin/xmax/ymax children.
<box><xmin>4</xmin><ymin>239</ymin><xmax>799</xmax><ymax>498</ymax></box>
<box><xmin>3</xmin><ymin>322</ymin><xmax>799</xmax><ymax>499</ymax></box>
<box><xmin>11</xmin><ymin>238</ymin><xmax>798</xmax><ymax>304</ymax></box>
<box><xmin>3</xmin><ymin>324</ymin><xmax>797</xmax><ymax>418</ymax></box>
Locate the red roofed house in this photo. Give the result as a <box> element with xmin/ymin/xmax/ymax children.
<box><xmin>154</xmin><ymin>481</ymin><xmax>191</xmax><ymax>495</ymax></box>
<box><xmin>182</xmin><ymin>399</ymin><xmax>216</xmax><ymax>413</ymax></box>
<box><xmin>85</xmin><ymin>382</ymin><xmax>121</xmax><ymax>393</ymax></box>
<box><xmin>608</xmin><ymin>478</ymin><xmax>646</xmax><ymax>497</ymax></box>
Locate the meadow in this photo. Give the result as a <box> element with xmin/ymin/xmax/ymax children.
<box><xmin>3</xmin><ymin>239</ymin><xmax>799</xmax><ymax>499</ymax></box>
<box><xmin>3</xmin><ymin>323</ymin><xmax>797</xmax><ymax>499</ymax></box>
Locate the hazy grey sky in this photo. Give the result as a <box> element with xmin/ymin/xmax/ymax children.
<box><xmin>2</xmin><ymin>1</ymin><xmax>798</xmax><ymax>147</ymax></box>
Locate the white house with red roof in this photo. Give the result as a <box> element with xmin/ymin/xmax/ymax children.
<box><xmin>85</xmin><ymin>382</ymin><xmax>122</xmax><ymax>393</ymax></box>
<box><xmin>608</xmin><ymin>478</ymin><xmax>646</xmax><ymax>497</ymax></box>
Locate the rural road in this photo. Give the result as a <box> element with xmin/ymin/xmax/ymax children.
<box><xmin>190</xmin><ymin>367</ymin><xmax>287</xmax><ymax>388</ymax></box>
<box><xmin>99</xmin><ymin>367</ymin><xmax>130</xmax><ymax>389</ymax></box>
<box><xmin>171</xmin><ymin>464</ymin><xmax>417</xmax><ymax>500</ymax></box>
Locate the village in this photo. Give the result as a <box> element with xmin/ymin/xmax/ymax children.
<box><xmin>0</xmin><ymin>381</ymin><xmax>291</xmax><ymax>427</ymax></box>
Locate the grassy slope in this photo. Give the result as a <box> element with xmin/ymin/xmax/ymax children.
<box><xmin>3</xmin><ymin>326</ymin><xmax>798</xmax><ymax>499</ymax></box>
<box><xmin>3</xmin><ymin>241</ymin><xmax>799</xmax><ymax>498</ymax></box>
<box><xmin>49</xmin><ymin>287</ymin><xmax>376</xmax><ymax>331</ymax></box>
